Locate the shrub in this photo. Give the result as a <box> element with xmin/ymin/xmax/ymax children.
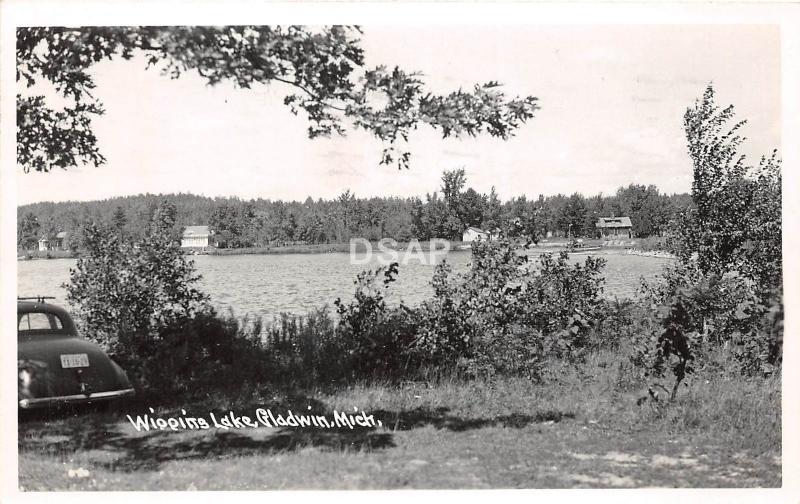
<box><xmin>632</xmin><ymin>262</ymin><xmax>783</xmax><ymax>398</ymax></box>
<box><xmin>133</xmin><ymin>309</ymin><xmax>270</xmax><ymax>398</ymax></box>
<box><xmin>679</xmin><ymin>85</ymin><xmax>782</xmax><ymax>293</ymax></box>
<box><xmin>413</xmin><ymin>238</ymin><xmax>607</xmax><ymax>379</ymax></box>
<box><xmin>629</xmin><ymin>85</ymin><xmax>784</xmax><ymax>395</ymax></box>
<box><xmin>590</xmin><ymin>298</ymin><xmax>644</xmax><ymax>351</ymax></box>
<box><xmin>518</xmin><ymin>251</ymin><xmax>605</xmax><ymax>353</ymax></box>
<box><xmin>413</xmin><ymin>261</ymin><xmax>473</xmax><ymax>367</ymax></box>
<box><xmin>728</xmin><ymin>288</ymin><xmax>783</xmax><ymax>377</ymax></box>
<box><xmin>64</xmin><ymin>202</ymin><xmax>220</xmax><ymax>398</ymax></box>
<box><xmin>263</xmin><ymin>308</ymin><xmax>338</xmax><ymax>384</ymax></box>
<box><xmin>65</xmin><ymin>204</ymin><xmax>209</xmax><ymax>365</ymax></box>
<box><xmin>333</xmin><ymin>262</ymin><xmax>419</xmax><ymax>379</ymax></box>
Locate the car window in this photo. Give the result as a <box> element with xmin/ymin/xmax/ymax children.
<box><xmin>18</xmin><ymin>312</ymin><xmax>64</xmax><ymax>332</ymax></box>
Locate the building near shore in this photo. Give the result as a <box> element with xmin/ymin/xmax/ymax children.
<box><xmin>37</xmin><ymin>231</ymin><xmax>68</xmax><ymax>251</ymax></box>
<box><xmin>181</xmin><ymin>226</ymin><xmax>213</xmax><ymax>248</ymax></box>
<box><xmin>462</xmin><ymin>227</ymin><xmax>500</xmax><ymax>242</ymax></box>
<box><xmin>595</xmin><ymin>216</ymin><xmax>633</xmax><ymax>238</ymax></box>
<box><xmin>54</xmin><ymin>231</ymin><xmax>67</xmax><ymax>249</ymax></box>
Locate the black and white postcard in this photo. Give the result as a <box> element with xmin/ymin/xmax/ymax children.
<box><xmin>1</xmin><ymin>2</ymin><xmax>799</xmax><ymax>502</ymax></box>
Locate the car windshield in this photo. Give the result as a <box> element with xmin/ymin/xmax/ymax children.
<box><xmin>18</xmin><ymin>312</ymin><xmax>65</xmax><ymax>334</ymax></box>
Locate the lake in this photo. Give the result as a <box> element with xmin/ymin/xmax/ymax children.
<box><xmin>17</xmin><ymin>251</ymin><xmax>673</xmax><ymax>321</ymax></box>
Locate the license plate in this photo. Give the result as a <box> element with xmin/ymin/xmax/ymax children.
<box><xmin>60</xmin><ymin>353</ymin><xmax>89</xmax><ymax>368</ymax></box>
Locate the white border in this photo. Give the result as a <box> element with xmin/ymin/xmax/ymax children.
<box><xmin>1</xmin><ymin>2</ymin><xmax>798</xmax><ymax>504</ymax></box>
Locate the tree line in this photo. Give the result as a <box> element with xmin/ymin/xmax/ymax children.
<box><xmin>18</xmin><ymin>173</ymin><xmax>691</xmax><ymax>251</ymax></box>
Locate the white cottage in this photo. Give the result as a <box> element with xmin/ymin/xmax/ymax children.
<box><xmin>181</xmin><ymin>225</ymin><xmax>212</xmax><ymax>249</ymax></box>
<box><xmin>462</xmin><ymin>227</ymin><xmax>500</xmax><ymax>242</ymax></box>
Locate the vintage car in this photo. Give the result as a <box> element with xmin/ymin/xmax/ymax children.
<box><xmin>18</xmin><ymin>297</ymin><xmax>135</xmax><ymax>409</ymax></box>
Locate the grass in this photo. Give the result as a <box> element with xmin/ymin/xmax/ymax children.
<box><xmin>18</xmin><ymin>350</ymin><xmax>781</xmax><ymax>490</ymax></box>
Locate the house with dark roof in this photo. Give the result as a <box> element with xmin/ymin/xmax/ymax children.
<box><xmin>53</xmin><ymin>231</ymin><xmax>67</xmax><ymax>249</ymax></box>
<box><xmin>181</xmin><ymin>225</ymin><xmax>213</xmax><ymax>249</ymax></box>
<box><xmin>38</xmin><ymin>231</ymin><xmax>69</xmax><ymax>251</ymax></box>
<box><xmin>595</xmin><ymin>216</ymin><xmax>633</xmax><ymax>238</ymax></box>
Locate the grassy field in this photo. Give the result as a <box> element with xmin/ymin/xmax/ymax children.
<box><xmin>18</xmin><ymin>351</ymin><xmax>781</xmax><ymax>490</ymax></box>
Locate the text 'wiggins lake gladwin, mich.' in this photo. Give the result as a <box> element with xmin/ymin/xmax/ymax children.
<box><xmin>126</xmin><ymin>407</ymin><xmax>384</xmax><ymax>432</ymax></box>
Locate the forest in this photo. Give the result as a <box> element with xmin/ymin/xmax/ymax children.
<box><xmin>17</xmin><ymin>169</ymin><xmax>692</xmax><ymax>250</ymax></box>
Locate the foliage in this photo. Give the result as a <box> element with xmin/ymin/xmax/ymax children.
<box><xmin>625</xmin><ymin>85</ymin><xmax>784</xmax><ymax>398</ymax></box>
<box><xmin>135</xmin><ymin>310</ymin><xmax>270</xmax><ymax>398</ymax></box>
<box><xmin>111</xmin><ymin>206</ymin><xmax>128</xmax><ymax>235</ymax></box>
<box><xmin>17</xmin><ymin>26</ymin><xmax>539</xmax><ymax>173</ymax></box>
<box><xmin>588</xmin><ymin>298</ymin><xmax>650</xmax><ymax>353</ymax></box>
<box><xmin>18</xmin><ymin>176</ymin><xmax>692</xmax><ymax>251</ymax></box>
<box><xmin>414</xmin><ymin>238</ymin><xmax>606</xmax><ymax>379</ymax></box>
<box><xmin>17</xmin><ymin>212</ymin><xmax>40</xmax><ymax>250</ymax></box>
<box><xmin>333</xmin><ymin>262</ymin><xmax>420</xmax><ymax>378</ymax></box>
<box><xmin>631</xmin><ymin>261</ymin><xmax>783</xmax><ymax>399</ymax></box>
<box><xmin>262</xmin><ymin>308</ymin><xmax>338</xmax><ymax>384</ymax></box>
<box><xmin>64</xmin><ymin>202</ymin><xmax>209</xmax><ymax>371</ymax></box>
<box><xmin>209</xmin><ymin>201</ymin><xmax>258</xmax><ymax>248</ymax></box>
<box><xmin>678</xmin><ymin>84</ymin><xmax>782</xmax><ymax>291</ymax></box>
<box><xmin>727</xmin><ymin>288</ymin><xmax>783</xmax><ymax>377</ymax></box>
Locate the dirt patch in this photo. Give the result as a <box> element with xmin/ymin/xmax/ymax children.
<box><xmin>602</xmin><ymin>451</ymin><xmax>641</xmax><ymax>464</ymax></box>
<box><xmin>568</xmin><ymin>472</ymin><xmax>637</xmax><ymax>487</ymax></box>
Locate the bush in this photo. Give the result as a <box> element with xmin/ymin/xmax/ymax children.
<box><xmin>590</xmin><ymin>298</ymin><xmax>645</xmax><ymax>351</ymax></box>
<box><xmin>679</xmin><ymin>85</ymin><xmax>782</xmax><ymax>292</ymax></box>
<box><xmin>634</xmin><ymin>235</ymin><xmax>680</xmax><ymax>254</ymax></box>
<box><xmin>631</xmin><ymin>262</ymin><xmax>783</xmax><ymax>398</ymax></box>
<box><xmin>728</xmin><ymin>288</ymin><xmax>783</xmax><ymax>377</ymax></box>
<box><xmin>64</xmin><ymin>208</ymin><xmax>615</xmax><ymax>398</ymax></box>
<box><xmin>64</xmin><ymin>203</ymin><xmax>227</xmax><ymax>399</ymax></box>
<box><xmin>626</xmin><ymin>86</ymin><xmax>784</xmax><ymax>397</ymax></box>
<box><xmin>413</xmin><ymin>238</ymin><xmax>607</xmax><ymax>379</ymax></box>
<box><xmin>130</xmin><ymin>310</ymin><xmax>270</xmax><ymax>399</ymax></box>
<box><xmin>65</xmin><ymin>204</ymin><xmax>209</xmax><ymax>367</ymax></box>
<box><xmin>263</xmin><ymin>308</ymin><xmax>338</xmax><ymax>384</ymax></box>
<box><xmin>333</xmin><ymin>262</ymin><xmax>420</xmax><ymax>379</ymax></box>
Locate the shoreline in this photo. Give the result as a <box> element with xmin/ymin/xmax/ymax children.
<box><xmin>18</xmin><ymin>241</ymin><xmax>676</xmax><ymax>260</ymax></box>
<box><xmin>201</xmin><ymin>241</ymin><xmax>468</xmax><ymax>256</ymax></box>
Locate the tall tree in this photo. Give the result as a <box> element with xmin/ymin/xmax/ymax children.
<box><xmin>481</xmin><ymin>186</ymin><xmax>502</xmax><ymax>231</ymax></box>
<box><xmin>17</xmin><ymin>212</ymin><xmax>40</xmax><ymax>250</ymax></box>
<box><xmin>562</xmin><ymin>193</ymin><xmax>587</xmax><ymax>237</ymax></box>
<box><xmin>458</xmin><ymin>188</ymin><xmax>485</xmax><ymax>229</ymax></box>
<box><xmin>441</xmin><ymin>168</ymin><xmax>467</xmax><ymax>209</ymax></box>
<box><xmin>679</xmin><ymin>85</ymin><xmax>782</xmax><ymax>290</ymax></box>
<box><xmin>111</xmin><ymin>205</ymin><xmax>128</xmax><ymax>235</ymax></box>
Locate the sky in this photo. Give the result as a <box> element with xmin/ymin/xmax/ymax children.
<box><xmin>17</xmin><ymin>24</ymin><xmax>781</xmax><ymax>205</ymax></box>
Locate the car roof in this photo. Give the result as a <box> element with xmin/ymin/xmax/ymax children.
<box><xmin>18</xmin><ymin>300</ymin><xmax>78</xmax><ymax>335</ymax></box>
<box><xmin>17</xmin><ymin>300</ymin><xmax>72</xmax><ymax>318</ymax></box>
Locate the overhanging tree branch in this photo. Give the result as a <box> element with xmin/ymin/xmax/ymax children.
<box><xmin>16</xmin><ymin>26</ymin><xmax>540</xmax><ymax>173</ymax></box>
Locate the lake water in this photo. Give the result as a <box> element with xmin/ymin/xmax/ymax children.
<box><xmin>17</xmin><ymin>251</ymin><xmax>673</xmax><ymax>321</ymax></box>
